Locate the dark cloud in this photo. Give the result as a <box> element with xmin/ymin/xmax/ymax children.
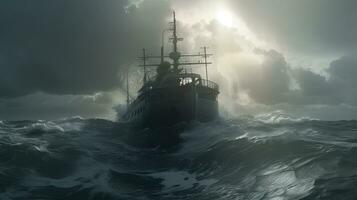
<box><xmin>233</xmin><ymin>49</ymin><xmax>291</xmax><ymax>105</ymax></box>
<box><xmin>230</xmin><ymin>50</ymin><xmax>357</xmax><ymax>107</ymax></box>
<box><xmin>294</xmin><ymin>69</ymin><xmax>330</xmax><ymax>96</ymax></box>
<box><xmin>0</xmin><ymin>0</ymin><xmax>170</xmax><ymax>98</ymax></box>
<box><xmin>295</xmin><ymin>55</ymin><xmax>357</xmax><ymax>106</ymax></box>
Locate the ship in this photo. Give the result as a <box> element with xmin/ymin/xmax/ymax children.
<box><xmin>122</xmin><ymin>12</ymin><xmax>219</xmax><ymax>128</ymax></box>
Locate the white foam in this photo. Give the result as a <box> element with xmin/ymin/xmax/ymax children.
<box><xmin>149</xmin><ymin>170</ymin><xmax>217</xmax><ymax>193</ymax></box>
<box><xmin>40</xmin><ymin>121</ymin><xmax>65</xmax><ymax>132</ymax></box>
<box><xmin>33</xmin><ymin>143</ymin><xmax>50</xmax><ymax>153</ymax></box>
<box><xmin>15</xmin><ymin>121</ymin><xmax>65</xmax><ymax>133</ymax></box>
<box><xmin>57</xmin><ymin>121</ymin><xmax>83</xmax><ymax>132</ymax></box>
<box><xmin>255</xmin><ymin>110</ymin><xmax>316</xmax><ymax>124</ymax></box>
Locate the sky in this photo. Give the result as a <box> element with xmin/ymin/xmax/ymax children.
<box><xmin>0</xmin><ymin>0</ymin><xmax>356</xmax><ymax>120</ymax></box>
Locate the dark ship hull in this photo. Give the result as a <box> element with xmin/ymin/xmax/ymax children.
<box><xmin>123</xmin><ymin>79</ymin><xmax>219</xmax><ymax>128</ymax></box>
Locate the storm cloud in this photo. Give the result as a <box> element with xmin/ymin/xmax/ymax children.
<box><xmin>295</xmin><ymin>55</ymin><xmax>357</xmax><ymax>106</ymax></box>
<box><xmin>0</xmin><ymin>0</ymin><xmax>169</xmax><ymax>97</ymax></box>
<box><xmin>226</xmin><ymin>50</ymin><xmax>357</xmax><ymax>106</ymax></box>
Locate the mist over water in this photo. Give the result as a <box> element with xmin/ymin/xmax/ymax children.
<box><xmin>1</xmin><ymin>114</ymin><xmax>357</xmax><ymax>200</ymax></box>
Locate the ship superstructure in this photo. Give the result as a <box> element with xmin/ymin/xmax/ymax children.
<box><xmin>123</xmin><ymin>12</ymin><xmax>219</xmax><ymax>128</ymax></box>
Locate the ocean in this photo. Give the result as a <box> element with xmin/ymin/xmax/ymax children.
<box><xmin>1</xmin><ymin>113</ymin><xmax>357</xmax><ymax>200</ymax></box>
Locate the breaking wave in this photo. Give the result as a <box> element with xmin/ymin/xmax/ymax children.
<box><xmin>1</xmin><ymin>114</ymin><xmax>357</xmax><ymax>199</ymax></box>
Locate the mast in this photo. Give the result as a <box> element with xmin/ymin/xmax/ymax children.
<box><xmin>203</xmin><ymin>46</ymin><xmax>208</xmax><ymax>80</ymax></box>
<box><xmin>137</xmin><ymin>12</ymin><xmax>213</xmax><ymax>76</ymax></box>
<box><xmin>173</xmin><ymin>11</ymin><xmax>178</xmax><ymax>55</ymax></box>
<box><xmin>161</xmin><ymin>29</ymin><xmax>167</xmax><ymax>64</ymax></box>
<box><xmin>169</xmin><ymin>11</ymin><xmax>182</xmax><ymax>72</ymax></box>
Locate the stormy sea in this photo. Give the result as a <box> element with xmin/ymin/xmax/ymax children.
<box><xmin>1</xmin><ymin>113</ymin><xmax>357</xmax><ymax>200</ymax></box>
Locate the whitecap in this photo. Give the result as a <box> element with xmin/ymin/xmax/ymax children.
<box><xmin>255</xmin><ymin>110</ymin><xmax>316</xmax><ymax>124</ymax></box>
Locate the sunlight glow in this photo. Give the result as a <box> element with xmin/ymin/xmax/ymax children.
<box><xmin>216</xmin><ymin>10</ymin><xmax>233</xmax><ymax>27</ymax></box>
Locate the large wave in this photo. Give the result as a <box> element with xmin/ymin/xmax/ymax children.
<box><xmin>0</xmin><ymin>114</ymin><xmax>357</xmax><ymax>199</ymax></box>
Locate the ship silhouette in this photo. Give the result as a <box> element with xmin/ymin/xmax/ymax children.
<box><xmin>123</xmin><ymin>12</ymin><xmax>219</xmax><ymax>128</ymax></box>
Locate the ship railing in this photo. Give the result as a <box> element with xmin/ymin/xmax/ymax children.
<box><xmin>200</xmin><ymin>79</ymin><xmax>219</xmax><ymax>91</ymax></box>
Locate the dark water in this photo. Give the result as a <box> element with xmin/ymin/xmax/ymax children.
<box><xmin>1</xmin><ymin>114</ymin><xmax>357</xmax><ymax>200</ymax></box>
